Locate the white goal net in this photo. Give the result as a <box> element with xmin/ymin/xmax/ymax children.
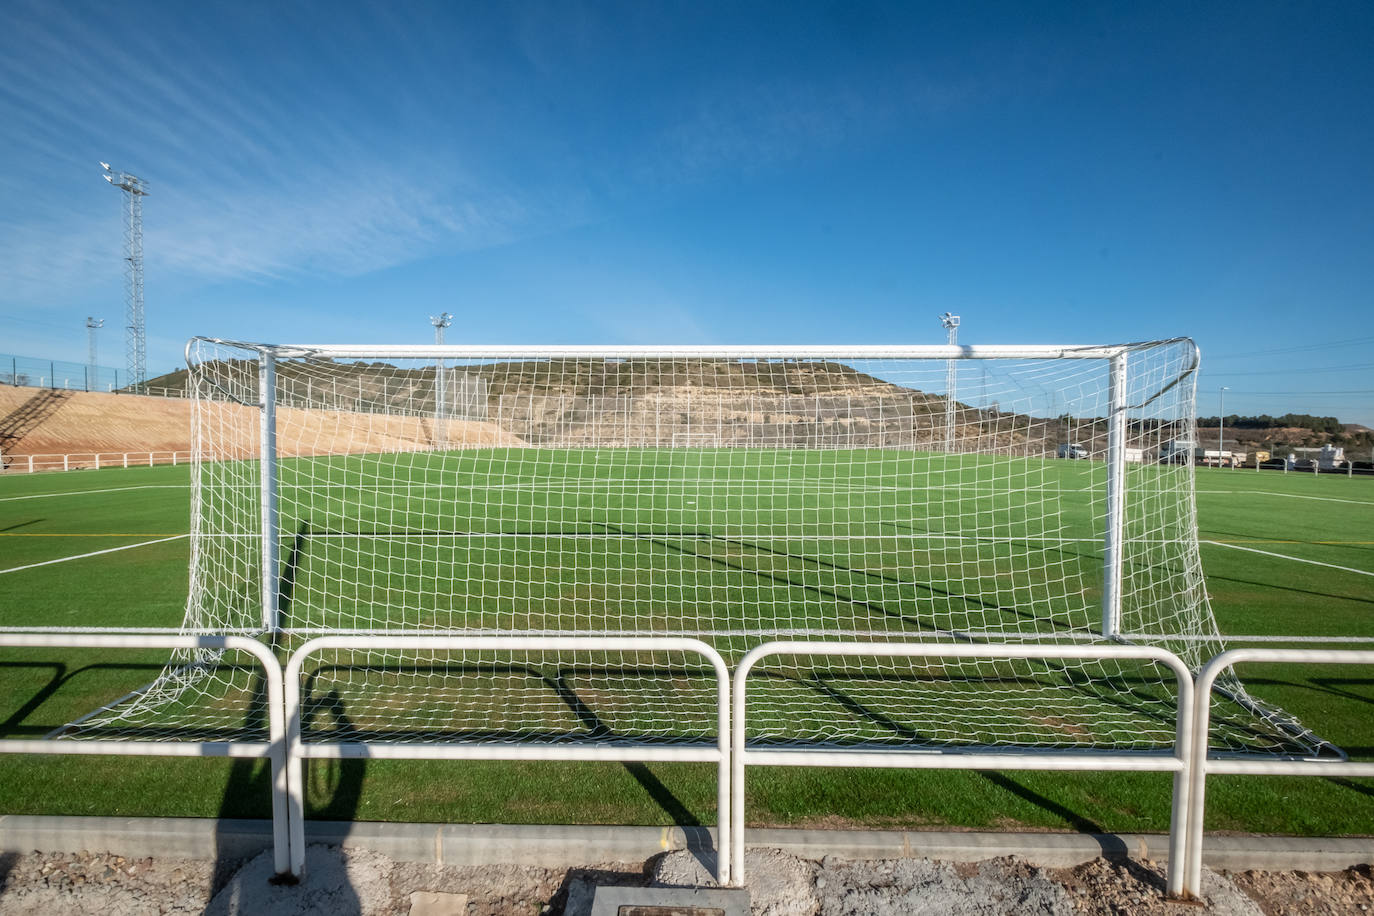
<box><xmin>65</xmin><ymin>338</ymin><xmax>1328</xmax><ymax>758</ymax></box>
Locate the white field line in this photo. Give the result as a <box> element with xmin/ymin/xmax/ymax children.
<box><xmin>0</xmin><ymin>484</ymin><xmax>187</xmax><ymax>502</ymax></box>
<box><xmin>1201</xmin><ymin>540</ymin><xmax>1374</xmax><ymax>578</ymax></box>
<box><xmin>0</xmin><ymin>534</ymin><xmax>188</xmax><ymax>575</ymax></box>
<box><xmin>1198</xmin><ymin>489</ymin><xmax>1374</xmax><ymax>507</ymax></box>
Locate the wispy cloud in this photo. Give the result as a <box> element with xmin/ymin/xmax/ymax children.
<box><xmin>0</xmin><ymin>1</ymin><xmax>550</xmax><ymax>306</ymax></box>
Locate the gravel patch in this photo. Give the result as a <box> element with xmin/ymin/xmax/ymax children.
<box><xmin>0</xmin><ymin>843</ymin><xmax>1371</xmax><ymax>914</ymax></box>
<box><xmin>0</xmin><ymin>849</ymin><xmax>216</xmax><ymax>916</ymax></box>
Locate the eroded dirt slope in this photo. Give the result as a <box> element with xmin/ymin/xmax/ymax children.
<box><xmin>0</xmin><ymin>385</ymin><xmax>525</xmax><ymax>461</ymax></box>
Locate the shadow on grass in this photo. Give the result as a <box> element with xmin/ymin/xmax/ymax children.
<box><xmin>0</xmin><ymin>661</ymin><xmax>165</xmax><ymax>738</ymax></box>
<box><xmin>977</xmin><ymin>773</ymin><xmax>1107</xmax><ymax>834</ymax></box>
<box><xmin>548</xmin><ymin>668</ymin><xmax>702</xmax><ymax>828</ymax></box>
<box><xmin>1206</xmin><ymin>574</ymin><xmax>1374</xmax><ymax>606</ymax></box>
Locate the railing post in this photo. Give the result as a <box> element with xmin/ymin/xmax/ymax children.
<box><xmin>1102</xmin><ymin>351</ymin><xmax>1128</xmax><ymax>638</ymax></box>
<box><xmin>260</xmin><ymin>350</ymin><xmax>280</xmax><ymax>633</ymax></box>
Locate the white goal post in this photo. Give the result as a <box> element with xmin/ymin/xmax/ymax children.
<box><xmin>69</xmin><ymin>337</ymin><xmax>1329</xmax><ymax>767</ymax></box>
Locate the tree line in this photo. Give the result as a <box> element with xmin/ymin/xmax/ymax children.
<box><xmin>1197</xmin><ymin>413</ymin><xmax>1345</xmax><ymax>433</ymax></box>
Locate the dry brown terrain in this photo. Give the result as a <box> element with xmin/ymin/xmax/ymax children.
<box><xmin>0</xmin><ymin>385</ymin><xmax>525</xmax><ymax>465</ymax></box>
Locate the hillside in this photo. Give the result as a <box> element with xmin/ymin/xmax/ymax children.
<box><xmin>0</xmin><ymin>385</ymin><xmax>523</xmax><ymax>467</ymax></box>
<box><xmin>151</xmin><ymin>357</ymin><xmax>1012</xmax><ymax>451</ymax></box>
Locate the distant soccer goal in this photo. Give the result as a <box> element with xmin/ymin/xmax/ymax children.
<box><xmin>68</xmin><ymin>338</ymin><xmax>1327</xmax><ymax>762</ymax></box>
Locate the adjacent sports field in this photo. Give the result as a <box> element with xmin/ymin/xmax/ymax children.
<box><xmin>0</xmin><ymin>460</ymin><xmax>1370</xmax><ymax>837</ymax></box>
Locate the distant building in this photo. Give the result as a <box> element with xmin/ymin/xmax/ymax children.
<box><xmin>1288</xmin><ymin>444</ymin><xmax>1347</xmax><ymax>470</ymax></box>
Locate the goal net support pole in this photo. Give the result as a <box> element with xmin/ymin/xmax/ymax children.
<box><xmin>259</xmin><ymin>349</ymin><xmax>280</xmax><ymax>633</ymax></box>
<box><xmin>1102</xmin><ymin>350</ymin><xmax>1128</xmax><ymax>639</ymax></box>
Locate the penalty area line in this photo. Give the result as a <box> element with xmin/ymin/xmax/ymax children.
<box><xmin>0</xmin><ymin>534</ymin><xmax>189</xmax><ymax>576</ymax></box>
<box><xmin>1201</xmin><ymin>540</ymin><xmax>1374</xmax><ymax>578</ymax></box>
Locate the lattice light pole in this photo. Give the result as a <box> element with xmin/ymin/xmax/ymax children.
<box><xmin>85</xmin><ymin>317</ymin><xmax>104</xmax><ymax>392</ymax></box>
<box><xmin>101</xmin><ymin>162</ymin><xmax>149</xmax><ymax>394</ymax></box>
<box><xmin>939</xmin><ymin>312</ymin><xmax>960</xmax><ymax>452</ymax></box>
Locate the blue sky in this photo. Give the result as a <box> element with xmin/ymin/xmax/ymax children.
<box><xmin>2</xmin><ymin>1</ymin><xmax>1371</xmax><ymax>424</ymax></box>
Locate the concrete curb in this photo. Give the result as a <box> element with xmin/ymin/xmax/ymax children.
<box><xmin>0</xmin><ymin>815</ymin><xmax>1369</xmax><ymax>873</ymax></box>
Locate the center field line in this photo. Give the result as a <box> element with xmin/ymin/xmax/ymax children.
<box><xmin>1201</xmin><ymin>540</ymin><xmax>1374</xmax><ymax>577</ymax></box>
<box><xmin>0</xmin><ymin>484</ymin><xmax>188</xmax><ymax>502</ymax></box>
<box><xmin>0</xmin><ymin>534</ymin><xmax>188</xmax><ymax>575</ymax></box>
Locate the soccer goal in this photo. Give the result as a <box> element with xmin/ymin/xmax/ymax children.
<box><xmin>63</xmin><ymin>338</ymin><xmax>1331</xmax><ymax>774</ymax></box>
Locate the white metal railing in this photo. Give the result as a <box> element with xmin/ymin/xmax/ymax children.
<box><xmin>1186</xmin><ymin>649</ymin><xmax>1374</xmax><ymax>898</ymax></box>
<box><xmin>0</xmin><ymin>451</ymin><xmax>192</xmax><ymax>473</ymax></box>
<box><xmin>284</xmin><ymin>635</ymin><xmax>732</xmax><ymax>883</ymax></box>
<box><xmin>731</xmin><ymin>642</ymin><xmax>1195</xmax><ymax>896</ymax></box>
<box><xmin>0</xmin><ymin>633</ymin><xmax>288</xmax><ymax>876</ymax></box>
<box><xmin>5</xmin><ymin>631</ymin><xmax>1369</xmax><ymax>891</ymax></box>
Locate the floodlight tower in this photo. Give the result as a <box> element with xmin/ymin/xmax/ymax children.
<box><xmin>431</xmin><ymin>312</ymin><xmax>454</xmax><ymax>442</ymax></box>
<box><xmin>940</xmin><ymin>312</ymin><xmax>960</xmax><ymax>452</ymax></box>
<box><xmin>85</xmin><ymin>317</ymin><xmax>104</xmax><ymax>391</ymax></box>
<box><xmin>101</xmin><ymin>162</ymin><xmax>149</xmax><ymax>394</ymax></box>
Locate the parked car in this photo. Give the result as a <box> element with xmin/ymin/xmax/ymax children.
<box><xmin>1057</xmin><ymin>442</ymin><xmax>1089</xmax><ymax>459</ymax></box>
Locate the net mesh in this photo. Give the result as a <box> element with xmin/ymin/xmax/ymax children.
<box><xmin>65</xmin><ymin>339</ymin><xmax>1327</xmax><ymax>756</ymax></box>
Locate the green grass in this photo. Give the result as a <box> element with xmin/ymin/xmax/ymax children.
<box><xmin>0</xmin><ymin>459</ymin><xmax>1370</xmax><ymax>836</ymax></box>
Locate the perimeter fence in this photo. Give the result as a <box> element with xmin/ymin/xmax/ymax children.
<box><xmin>1</xmin><ymin>353</ymin><xmax>185</xmax><ymax>398</ymax></box>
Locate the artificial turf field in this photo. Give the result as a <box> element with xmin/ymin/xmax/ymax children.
<box><xmin>0</xmin><ymin>457</ymin><xmax>1370</xmax><ymax>838</ymax></box>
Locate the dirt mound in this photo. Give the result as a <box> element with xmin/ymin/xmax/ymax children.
<box><xmin>0</xmin><ymin>386</ymin><xmax>193</xmax><ymax>456</ymax></box>
<box><xmin>0</xmin><ymin>385</ymin><xmax>525</xmax><ymax>462</ymax></box>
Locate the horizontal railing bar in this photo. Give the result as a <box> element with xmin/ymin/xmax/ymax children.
<box><xmin>0</xmin><ymin>632</ymin><xmax>267</xmax><ymax>652</ymax></box>
<box><xmin>0</xmin><ymin>740</ymin><xmax>272</xmax><ymax>757</ymax></box>
<box><xmin>1203</xmin><ymin>759</ymin><xmax>1374</xmax><ymax>776</ymax></box>
<box><xmin>1129</xmin><ymin>634</ymin><xmax>1374</xmax><ymax>644</ymax></box>
<box><xmin>740</xmin><ymin>749</ymin><xmax>1184</xmax><ymax>772</ymax></box>
<box><xmin>297</xmin><ymin>744</ymin><xmax>722</xmax><ymax>762</ymax></box>
<box><xmin>737</xmin><ymin>640</ymin><xmax>1195</xmax><ymax>668</ymax></box>
<box><xmin>290</xmin><ymin>635</ymin><xmax>730</xmax><ymax>654</ymax></box>
<box><xmin>0</xmin><ymin>626</ymin><xmax>245</xmax><ymax>635</ymax></box>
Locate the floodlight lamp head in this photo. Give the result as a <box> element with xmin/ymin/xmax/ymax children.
<box><xmin>430</xmin><ymin>312</ymin><xmax>454</xmax><ymax>329</ymax></box>
<box><xmin>939</xmin><ymin>312</ymin><xmax>960</xmax><ymax>331</ymax></box>
<box><xmin>100</xmin><ymin>161</ymin><xmax>111</xmax><ymax>171</ymax></box>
